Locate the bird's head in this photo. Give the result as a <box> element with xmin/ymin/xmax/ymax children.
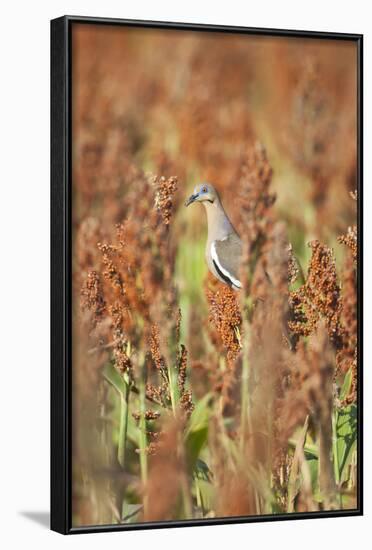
<box><xmin>185</xmin><ymin>183</ymin><xmax>218</xmax><ymax>207</ymax></box>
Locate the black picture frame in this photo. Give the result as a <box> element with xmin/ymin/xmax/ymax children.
<box><xmin>51</xmin><ymin>15</ymin><xmax>363</xmax><ymax>535</ymax></box>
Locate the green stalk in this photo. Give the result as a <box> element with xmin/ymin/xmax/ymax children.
<box><xmin>195</xmin><ymin>477</ymin><xmax>203</xmax><ymax>511</ymax></box>
<box><xmin>181</xmin><ymin>474</ymin><xmax>193</xmax><ymax>519</ymax></box>
<box><xmin>167</xmin><ymin>363</ymin><xmax>179</xmax><ymax>415</ymax></box>
<box><xmin>287</xmin><ymin>415</ymin><xmax>309</xmax><ymax>513</ymax></box>
<box><xmin>138</xmin><ymin>360</ymin><xmax>148</xmax><ymax>515</ymax></box>
<box><xmin>332</xmin><ymin>409</ymin><xmax>342</xmax><ymax>508</ymax></box>
<box><xmin>239</xmin><ymin>324</ymin><xmax>251</xmax><ymax>451</ymax></box>
<box><xmin>194</xmin><ymin>476</ymin><xmax>206</xmax><ymax>517</ymax></box>
<box><xmin>332</xmin><ymin>409</ymin><xmax>340</xmax><ymax>487</ymax></box>
<box><xmin>139</xmin><ymin>384</ymin><xmax>148</xmax><ymax>484</ymax></box>
<box><xmin>117</xmin><ymin>380</ymin><xmax>130</xmax><ymax>469</ymax></box>
<box><xmin>167</xmin><ymin>327</ymin><xmax>180</xmax><ymax>416</ymax></box>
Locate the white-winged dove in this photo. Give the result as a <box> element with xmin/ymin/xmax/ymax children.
<box><xmin>185</xmin><ymin>183</ymin><xmax>242</xmax><ymax>290</ymax></box>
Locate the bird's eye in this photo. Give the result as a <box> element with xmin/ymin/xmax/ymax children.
<box><xmin>202</xmin><ymin>186</ymin><xmax>208</xmax><ymax>193</ymax></box>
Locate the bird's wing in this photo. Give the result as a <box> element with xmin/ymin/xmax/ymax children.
<box><xmin>211</xmin><ymin>233</ymin><xmax>242</xmax><ymax>289</ymax></box>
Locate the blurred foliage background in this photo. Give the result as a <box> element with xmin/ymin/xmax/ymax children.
<box><xmin>71</xmin><ymin>23</ymin><xmax>358</xmax><ymax>527</ymax></box>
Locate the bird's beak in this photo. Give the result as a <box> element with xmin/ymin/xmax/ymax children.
<box><xmin>185</xmin><ymin>193</ymin><xmax>199</xmax><ymax>207</ymax></box>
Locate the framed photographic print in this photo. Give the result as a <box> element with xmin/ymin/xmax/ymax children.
<box><xmin>51</xmin><ymin>15</ymin><xmax>363</xmax><ymax>534</ymax></box>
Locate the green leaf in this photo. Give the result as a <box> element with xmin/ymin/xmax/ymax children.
<box><xmin>103</xmin><ymin>362</ymin><xmax>126</xmax><ymax>394</ymax></box>
<box><xmin>336</xmin><ymin>404</ymin><xmax>357</xmax><ymax>484</ymax></box>
<box><xmin>103</xmin><ymin>362</ymin><xmax>141</xmax><ymax>447</ymax></box>
<box><xmin>185</xmin><ymin>393</ymin><xmax>213</xmax><ymax>471</ymax></box>
<box><xmin>194</xmin><ymin>458</ymin><xmax>213</xmax><ymax>482</ymax></box>
<box><xmin>186</xmin><ymin>427</ymin><xmax>208</xmax><ymax>470</ymax></box>
<box><xmin>340</xmin><ymin>368</ymin><xmax>353</xmax><ymax>401</ymax></box>
<box><xmin>185</xmin><ymin>393</ymin><xmax>213</xmax><ymax>436</ymax></box>
<box><xmin>121</xmin><ymin>503</ymin><xmax>143</xmax><ymax>523</ymax></box>
<box><xmin>289</xmin><ymin>433</ymin><xmax>318</xmax><ymax>460</ymax></box>
<box><xmin>307</xmin><ymin>457</ymin><xmax>319</xmax><ymax>495</ymax></box>
<box><xmin>194</xmin><ymin>479</ymin><xmax>215</xmax><ymax>513</ymax></box>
